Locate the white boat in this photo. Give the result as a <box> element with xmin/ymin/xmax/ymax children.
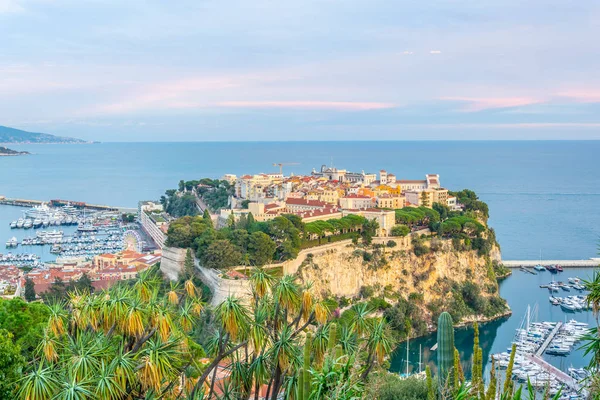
<box><xmin>9</xmin><ymin>221</ymin><xmax>17</xmax><ymax>229</ymax></box>
<box><xmin>33</xmin><ymin>218</ymin><xmax>43</xmax><ymax>228</ymax></box>
<box><xmin>24</xmin><ymin>203</ymin><xmax>54</xmax><ymax>219</ymax></box>
<box><xmin>16</xmin><ymin>218</ymin><xmax>24</xmax><ymax>228</ymax></box>
<box><xmin>5</xmin><ymin>237</ymin><xmax>17</xmax><ymax>248</ymax></box>
<box><xmin>23</xmin><ymin>219</ymin><xmax>33</xmax><ymax>229</ymax></box>
<box><xmin>560</xmin><ymin>302</ymin><xmax>578</xmax><ymax>312</ymax></box>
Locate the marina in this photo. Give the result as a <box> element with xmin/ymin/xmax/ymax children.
<box><xmin>0</xmin><ymin>204</ymin><xmax>145</xmax><ymax>265</ymax></box>
<box><xmin>491</xmin><ymin>309</ymin><xmax>592</xmax><ymax>398</ymax></box>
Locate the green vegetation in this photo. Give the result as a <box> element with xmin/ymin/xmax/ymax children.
<box><xmin>196</xmin><ymin>178</ymin><xmax>234</xmax><ymax>211</ymax></box>
<box><xmin>0</xmin><ymin>329</ymin><xmax>24</xmax><ymax>399</ymax></box>
<box><xmin>167</xmin><ymin>211</ymin><xmax>378</xmax><ymax>269</ymax></box>
<box><xmin>395</xmin><ymin>207</ymin><xmax>440</xmax><ymax>228</ymax></box>
<box><xmin>160</xmin><ymin>189</ymin><xmax>198</xmax><ymax>217</ymax></box>
<box><xmin>163</xmin><ymin>178</ymin><xmax>234</xmax><ymax>214</ymax></box>
<box><xmin>24</xmin><ymin>277</ymin><xmax>36</xmax><ymax>302</ymax></box>
<box><xmin>121</xmin><ymin>213</ymin><xmax>136</xmax><ymax>223</ymax></box>
<box><xmin>0</xmin><ymin>298</ymin><xmax>49</xmax><ymax>359</ymax></box>
<box><xmin>450</xmin><ymin>189</ymin><xmax>490</xmax><ymax>219</ymax></box>
<box><xmin>426</xmin><ymin>280</ymin><xmax>508</xmax><ymax>323</ymax></box>
<box><xmin>383</xmin><ymin>297</ymin><xmax>428</xmax><ymax>340</ymax></box>
<box><xmin>391</xmin><ymin>224</ymin><xmax>410</xmax><ymax>237</ymax></box>
<box><xmin>18</xmin><ymin>268</ymin><xmax>206</xmax><ymax>399</ymax></box>
<box><xmin>39</xmin><ymin>273</ymin><xmax>94</xmax><ymax>303</ymax></box>
<box><xmin>436</xmin><ymin>312</ymin><xmax>454</xmax><ymax>383</ymax></box>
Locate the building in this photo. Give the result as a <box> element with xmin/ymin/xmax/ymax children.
<box><xmin>431</xmin><ymin>188</ymin><xmax>449</xmax><ymax>205</ymax></box>
<box><xmin>0</xmin><ymin>265</ymin><xmax>20</xmax><ymax>296</ymax></box>
<box><xmin>342</xmin><ymin>208</ymin><xmax>396</xmax><ymax>236</ymax></box>
<box><xmin>312</xmin><ymin>165</ymin><xmax>376</xmax><ymax>184</ymax></box>
<box><xmin>397</xmin><ymin>180</ymin><xmax>428</xmax><ymax>192</ymax></box>
<box><xmin>339</xmin><ymin>194</ymin><xmax>374</xmax><ymax>210</ymax></box>
<box><xmin>426</xmin><ymin>174</ymin><xmax>441</xmax><ymax>189</ymax></box>
<box><xmin>376</xmin><ymin>194</ymin><xmax>406</xmax><ymax>209</ymax></box>
<box><xmin>139</xmin><ymin>201</ymin><xmax>169</xmax><ymax>248</ymax></box>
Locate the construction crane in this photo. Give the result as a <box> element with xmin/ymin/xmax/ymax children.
<box><xmin>273</xmin><ymin>162</ymin><xmax>299</xmax><ymax>175</ymax></box>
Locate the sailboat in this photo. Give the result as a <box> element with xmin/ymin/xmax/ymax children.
<box><xmin>534</xmin><ymin>249</ymin><xmax>545</xmax><ymax>271</ymax></box>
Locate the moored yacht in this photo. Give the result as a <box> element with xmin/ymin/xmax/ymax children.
<box><xmin>9</xmin><ymin>220</ymin><xmax>17</xmax><ymax>229</ymax></box>
<box><xmin>5</xmin><ymin>237</ymin><xmax>18</xmax><ymax>248</ymax></box>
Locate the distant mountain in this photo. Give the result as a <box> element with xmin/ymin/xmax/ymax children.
<box><xmin>0</xmin><ymin>125</ymin><xmax>87</xmax><ymax>144</ymax></box>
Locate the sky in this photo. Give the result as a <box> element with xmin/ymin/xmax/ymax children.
<box><xmin>1</xmin><ymin>0</ymin><xmax>600</xmax><ymax>141</ymax></box>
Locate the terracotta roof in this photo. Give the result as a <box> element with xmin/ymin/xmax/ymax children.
<box><xmin>99</xmin><ymin>253</ymin><xmax>116</xmax><ymax>258</ymax></box>
<box><xmin>342</xmin><ymin>194</ymin><xmax>371</xmax><ymax>199</ymax></box>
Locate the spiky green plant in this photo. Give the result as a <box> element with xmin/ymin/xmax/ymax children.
<box><xmin>436</xmin><ymin>312</ymin><xmax>454</xmax><ymax>383</ymax></box>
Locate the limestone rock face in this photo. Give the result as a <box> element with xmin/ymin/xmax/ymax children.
<box><xmin>296</xmin><ymin>239</ymin><xmax>501</xmax><ymax>306</ymax></box>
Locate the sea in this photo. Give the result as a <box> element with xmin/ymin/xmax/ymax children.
<box><xmin>1</xmin><ymin>141</ymin><xmax>599</xmax><ymax>374</ymax></box>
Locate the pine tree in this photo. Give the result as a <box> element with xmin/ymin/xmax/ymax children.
<box><xmin>23</xmin><ymin>277</ymin><xmax>36</xmax><ymax>302</ymax></box>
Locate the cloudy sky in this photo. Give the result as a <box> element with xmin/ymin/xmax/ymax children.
<box><xmin>1</xmin><ymin>0</ymin><xmax>600</xmax><ymax>141</ymax></box>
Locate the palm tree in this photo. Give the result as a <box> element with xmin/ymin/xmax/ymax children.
<box><xmin>19</xmin><ymin>268</ymin><xmax>203</xmax><ymax>400</ymax></box>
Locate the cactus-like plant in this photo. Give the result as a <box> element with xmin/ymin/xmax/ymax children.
<box><xmin>436</xmin><ymin>312</ymin><xmax>454</xmax><ymax>383</ymax></box>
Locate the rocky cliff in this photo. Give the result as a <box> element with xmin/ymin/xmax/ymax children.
<box><xmin>296</xmin><ymin>237</ymin><xmax>508</xmax><ymax>326</ymax></box>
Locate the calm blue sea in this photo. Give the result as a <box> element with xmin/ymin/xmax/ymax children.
<box><xmin>0</xmin><ymin>140</ymin><xmax>598</xmax><ymax>373</ymax></box>
<box><xmin>1</xmin><ymin>141</ymin><xmax>598</xmax><ymax>259</ymax></box>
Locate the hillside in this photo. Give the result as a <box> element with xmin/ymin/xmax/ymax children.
<box><xmin>0</xmin><ymin>146</ymin><xmax>30</xmax><ymax>156</ymax></box>
<box><xmin>0</xmin><ymin>125</ymin><xmax>86</xmax><ymax>144</ymax></box>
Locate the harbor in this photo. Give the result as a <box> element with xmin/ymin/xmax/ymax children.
<box><xmin>491</xmin><ymin>308</ymin><xmax>592</xmax><ymax>397</ymax></box>
<box><xmin>504</xmin><ymin>259</ymin><xmax>599</xmax><ymax>268</ymax></box>
<box><xmin>390</xmin><ymin>266</ymin><xmax>598</xmax><ymax>391</ymax></box>
<box><xmin>1</xmin><ymin>203</ymin><xmax>147</xmax><ymax>265</ymax></box>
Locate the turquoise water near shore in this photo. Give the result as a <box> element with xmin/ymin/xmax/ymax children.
<box><xmin>389</xmin><ymin>267</ymin><xmax>597</xmax><ymax>376</ymax></box>
<box><xmin>1</xmin><ymin>140</ymin><xmax>598</xmax><ymax>374</ymax></box>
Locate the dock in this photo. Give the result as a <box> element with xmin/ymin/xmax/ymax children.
<box><xmin>527</xmin><ymin>354</ymin><xmax>577</xmax><ymax>390</ymax></box>
<box><xmin>504</xmin><ymin>259</ymin><xmax>599</xmax><ymax>268</ymax></box>
<box><xmin>0</xmin><ymin>196</ymin><xmax>136</xmax><ymax>213</ymax></box>
<box><xmin>535</xmin><ymin>322</ymin><xmax>561</xmax><ymax>357</ymax></box>
<box><xmin>526</xmin><ymin>322</ymin><xmax>578</xmax><ymax>390</ymax></box>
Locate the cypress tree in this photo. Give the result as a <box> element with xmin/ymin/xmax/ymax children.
<box><xmin>203</xmin><ymin>209</ymin><xmax>212</xmax><ymax>227</ymax></box>
<box><xmin>247</xmin><ymin>212</ymin><xmax>256</xmax><ymax>228</ymax></box>
<box><xmin>24</xmin><ymin>277</ymin><xmax>36</xmax><ymax>302</ymax></box>
<box><xmin>183</xmin><ymin>248</ymin><xmax>195</xmax><ymax>279</ymax></box>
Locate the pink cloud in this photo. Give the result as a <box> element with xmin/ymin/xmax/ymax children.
<box><xmin>440</xmin><ymin>96</ymin><xmax>543</xmax><ymax>111</ymax></box>
<box><xmin>556</xmin><ymin>90</ymin><xmax>600</xmax><ymax>103</ymax></box>
<box><xmin>213</xmin><ymin>100</ymin><xmax>396</xmax><ymax>111</ymax></box>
